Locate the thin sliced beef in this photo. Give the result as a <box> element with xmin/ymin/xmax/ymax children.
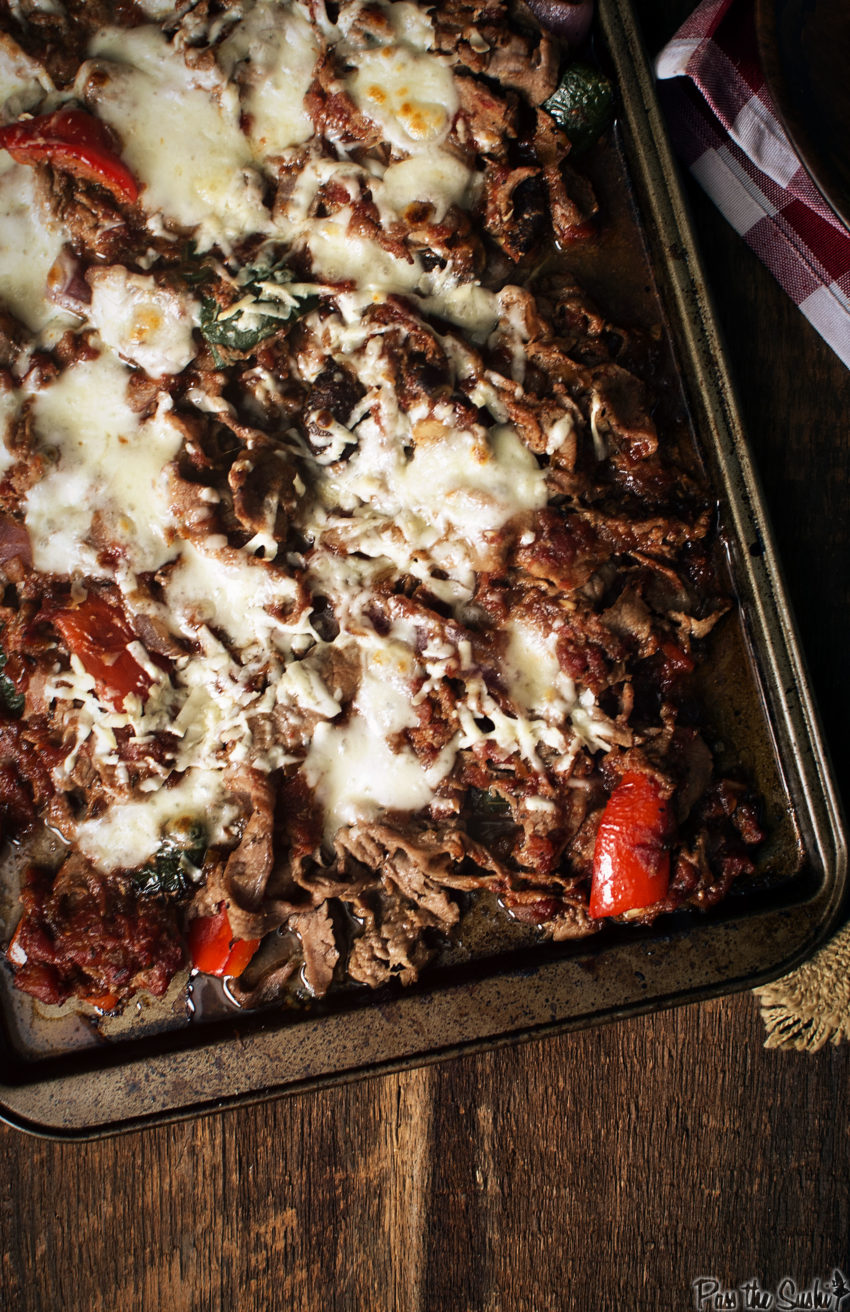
<box><xmin>227</xmin><ymin>440</ymin><xmax>301</xmax><ymax>546</ymax></box>
<box><xmin>304</xmin><ymin>51</ymin><xmax>384</xmax><ymax>147</ymax></box>
<box><xmin>453</xmin><ymin>71</ymin><xmax>520</xmax><ymax>155</ymax></box>
<box><xmin>290</xmin><ymin>901</ymin><xmax>339</xmax><ymax>996</ymax></box>
<box><xmin>483</xmin><ymin>163</ymin><xmax>548</xmax><ymax>262</ymax></box>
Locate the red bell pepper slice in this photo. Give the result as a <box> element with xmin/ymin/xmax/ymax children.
<box><xmin>589</xmin><ymin>771</ymin><xmax>673</xmax><ymax>918</ymax></box>
<box><xmin>48</xmin><ymin>592</ymin><xmax>152</xmax><ymax>711</ymax></box>
<box><xmin>0</xmin><ymin>107</ymin><xmax>138</xmax><ymax>204</ymax></box>
<box><xmin>188</xmin><ymin>906</ymin><xmax>260</xmax><ymax>979</ymax></box>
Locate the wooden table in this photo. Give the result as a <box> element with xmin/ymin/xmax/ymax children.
<box><xmin>1</xmin><ymin>6</ymin><xmax>849</xmax><ymax>1309</ymax></box>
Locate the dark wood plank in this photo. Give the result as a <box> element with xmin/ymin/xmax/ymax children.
<box><xmin>1</xmin><ymin>5</ymin><xmax>848</xmax><ymax>1310</ymax></box>
<box><xmin>2</xmin><ymin>992</ymin><xmax>849</xmax><ymax>1311</ymax></box>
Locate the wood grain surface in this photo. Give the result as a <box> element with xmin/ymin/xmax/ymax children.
<box><xmin>2</xmin><ymin>5</ymin><xmax>849</xmax><ymax>1310</ymax></box>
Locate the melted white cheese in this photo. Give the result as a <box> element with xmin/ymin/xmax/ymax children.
<box><xmin>380</xmin><ymin>152</ymin><xmax>473</xmax><ymax>223</ymax></box>
<box><xmin>0</xmin><ymin>384</ymin><xmax>20</xmax><ymax>475</ymax></box>
<box><xmin>303</xmin><ymin>639</ymin><xmax>451</xmax><ymax>836</ymax></box>
<box><xmin>276</xmin><ymin>655</ymin><xmax>341</xmax><ymax>720</ymax></box>
<box><xmin>347</xmin><ymin>45</ymin><xmax>458</xmax><ymax>153</ymax></box>
<box><xmin>2</xmin><ymin>0</ymin><xmax>611</xmax><ymax>858</ymax></box>
<box><xmin>168</xmin><ymin>631</ymin><xmax>289</xmax><ymax>772</ymax></box>
<box><xmin>383</xmin><ymin>1</ymin><xmax>436</xmax><ymax>51</ymax></box>
<box><xmin>504</xmin><ymin>618</ymin><xmax>574</xmax><ymax>721</ymax></box>
<box><xmin>424</xmin><ymin>283</ymin><xmax>499</xmax><ymax>342</ymax></box>
<box><xmin>300</xmin><ymin>212</ymin><xmax>425</xmax><ymax>293</ymax></box>
<box><xmin>405</xmin><ymin>425</ymin><xmax>547</xmax><ymax>538</ymax></box>
<box><xmin>75</xmin><ymin>768</ymin><xmax>240</xmax><ymax>872</ymax></box>
<box><xmin>218</xmin><ymin>0</ymin><xmax>320</xmax><ymax>158</ymax></box>
<box><xmin>88</xmin><ymin>25</ymin><xmax>269</xmax><ymax>248</ymax></box>
<box><xmin>320</xmin><ymin>416</ymin><xmax>547</xmax><ymax>546</ymax></box>
<box><xmin>163</xmin><ymin>542</ymin><xmax>306</xmax><ymax>656</ymax></box>
<box><xmin>272</xmin><ymin>149</ymin><xmax>476</xmax><ymax>299</ymax></box>
<box><xmin>87</xmin><ymin>266</ymin><xmax>199</xmax><ymax>377</ymax></box>
<box><xmin>0</xmin><ymin>31</ymin><xmax>52</xmax><ymax>115</ymax></box>
<box><xmin>25</xmin><ymin>356</ymin><xmax>182</xmax><ymax>575</ymax></box>
<box><xmin>0</xmin><ymin>163</ymin><xmax>73</xmax><ymax>333</ymax></box>
<box><xmin>132</xmin><ymin>0</ymin><xmax>183</xmax><ymax>16</ymax></box>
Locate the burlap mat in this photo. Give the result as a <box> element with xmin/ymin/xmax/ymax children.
<box><xmin>753</xmin><ymin>920</ymin><xmax>850</xmax><ymax>1051</ymax></box>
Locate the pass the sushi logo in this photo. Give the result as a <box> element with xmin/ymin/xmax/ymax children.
<box><xmin>691</xmin><ymin>1270</ymin><xmax>850</xmax><ymax>1311</ymax></box>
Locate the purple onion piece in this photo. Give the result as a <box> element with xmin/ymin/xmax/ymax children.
<box><xmin>525</xmin><ymin>0</ymin><xmax>594</xmax><ymax>46</ymax></box>
<box><xmin>45</xmin><ymin>245</ymin><xmax>91</xmax><ymax>316</ymax></box>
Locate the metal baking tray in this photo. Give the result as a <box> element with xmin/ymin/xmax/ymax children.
<box><xmin>0</xmin><ymin>0</ymin><xmax>845</xmax><ymax>1138</ymax></box>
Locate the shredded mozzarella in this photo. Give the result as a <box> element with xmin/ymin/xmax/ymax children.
<box><xmin>7</xmin><ymin>0</ymin><xmax>616</xmax><ymax>864</ymax></box>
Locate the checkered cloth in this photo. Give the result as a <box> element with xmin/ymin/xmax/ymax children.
<box><xmin>655</xmin><ymin>0</ymin><xmax>850</xmax><ymax>368</ymax></box>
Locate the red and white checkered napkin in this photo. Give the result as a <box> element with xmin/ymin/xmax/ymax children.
<box><xmin>655</xmin><ymin>0</ymin><xmax>850</xmax><ymax>368</ymax></box>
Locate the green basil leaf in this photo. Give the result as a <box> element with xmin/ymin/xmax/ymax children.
<box><xmin>199</xmin><ymin>259</ymin><xmax>320</xmax><ymax>360</ymax></box>
<box><xmin>199</xmin><ymin>297</ymin><xmax>280</xmax><ymax>352</ymax></box>
<box><xmin>132</xmin><ymin>821</ymin><xmax>207</xmax><ymax>898</ymax></box>
<box><xmin>181</xmin><ymin>262</ymin><xmax>214</xmax><ymax>290</ymax></box>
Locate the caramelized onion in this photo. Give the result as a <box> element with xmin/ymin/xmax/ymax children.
<box><xmin>525</xmin><ymin>0</ymin><xmax>594</xmax><ymax>45</ymax></box>
<box><xmin>0</xmin><ymin>513</ymin><xmax>32</xmax><ymax>569</ymax></box>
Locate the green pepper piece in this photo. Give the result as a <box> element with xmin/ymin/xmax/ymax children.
<box><xmin>543</xmin><ymin>61</ymin><xmax>614</xmax><ymax>155</ymax></box>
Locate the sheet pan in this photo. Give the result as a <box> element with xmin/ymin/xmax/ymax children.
<box><xmin>0</xmin><ymin>0</ymin><xmax>844</xmax><ymax>1138</ymax></box>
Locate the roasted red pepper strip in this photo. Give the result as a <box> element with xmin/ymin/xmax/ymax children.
<box><xmin>0</xmin><ymin>108</ymin><xmax>138</xmax><ymax>204</ymax></box>
<box><xmin>81</xmin><ymin>990</ymin><xmax>121</xmax><ymax>1012</ymax></box>
<box><xmin>589</xmin><ymin>771</ymin><xmax>673</xmax><ymax>918</ymax></box>
<box><xmin>48</xmin><ymin>592</ymin><xmax>152</xmax><ymax>711</ymax></box>
<box><xmin>188</xmin><ymin>906</ymin><xmax>260</xmax><ymax>979</ymax></box>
